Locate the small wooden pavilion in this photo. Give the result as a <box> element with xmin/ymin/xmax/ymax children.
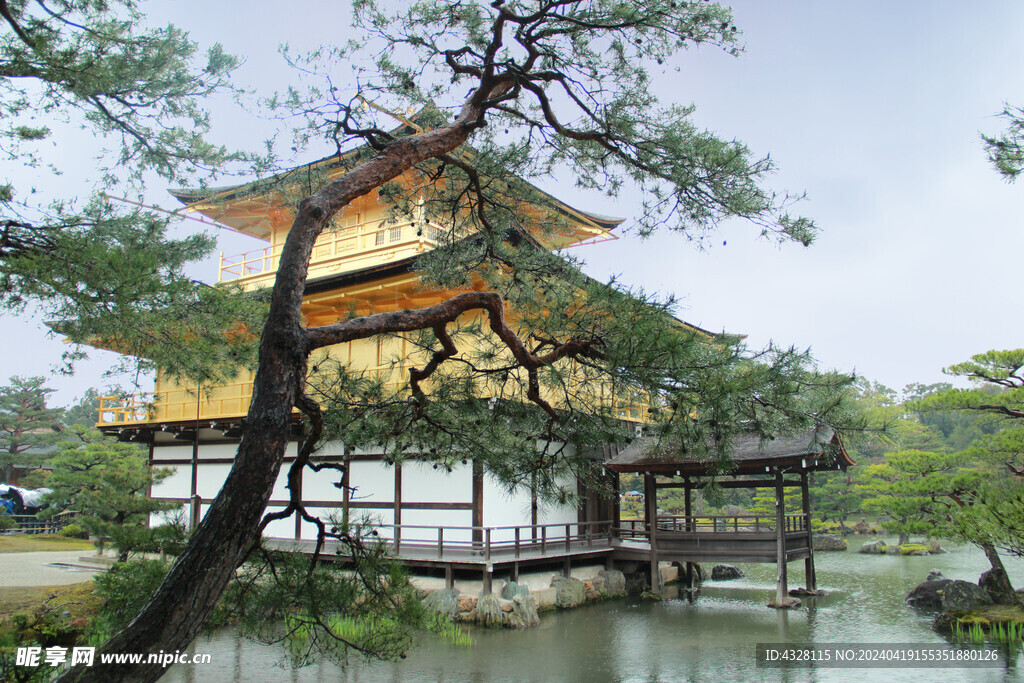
<box><xmin>605</xmin><ymin>426</ymin><xmax>853</xmax><ymax>607</ymax></box>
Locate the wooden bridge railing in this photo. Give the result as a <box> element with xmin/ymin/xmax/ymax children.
<box><xmin>351</xmin><ymin>520</ymin><xmax>615</xmax><ymax>561</ymax></box>
<box><xmin>617</xmin><ymin>513</ymin><xmax>810</xmax><ymax>539</ymax></box>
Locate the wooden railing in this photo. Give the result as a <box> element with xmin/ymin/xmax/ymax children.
<box><xmin>350</xmin><ymin>520</ymin><xmax>615</xmax><ymax>561</ymax></box>
<box><xmin>617</xmin><ymin>514</ymin><xmax>810</xmax><ymax>539</ymax></box>
<box><xmin>218</xmin><ymin>220</ymin><xmax>443</xmax><ymax>284</ymax></box>
<box><xmin>97</xmin><ymin>393</ymin><xmax>155</xmax><ymax>424</ymax></box>
<box><xmin>2</xmin><ymin>511</ymin><xmax>78</xmax><ymax>535</ymax></box>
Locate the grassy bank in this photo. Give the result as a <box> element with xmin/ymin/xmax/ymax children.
<box><xmin>0</xmin><ymin>535</ymin><xmax>94</xmax><ymax>553</ymax></box>
<box><xmin>0</xmin><ymin>583</ymin><xmax>99</xmax><ymax>623</ymax></box>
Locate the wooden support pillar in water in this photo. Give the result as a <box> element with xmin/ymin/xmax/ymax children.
<box><xmin>801</xmin><ymin>471</ymin><xmax>817</xmax><ymax>592</ymax></box>
<box><xmin>773</xmin><ymin>469</ymin><xmax>789</xmax><ymax>607</ymax></box>
<box><xmin>645</xmin><ymin>473</ymin><xmax>661</xmax><ymax>593</ymax></box>
<box><xmin>683</xmin><ymin>476</ymin><xmax>695</xmax><ymax>588</ymax></box>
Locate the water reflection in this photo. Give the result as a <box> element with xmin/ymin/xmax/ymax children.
<box><xmin>162</xmin><ymin>538</ymin><xmax>1023</xmax><ymax>682</ymax></box>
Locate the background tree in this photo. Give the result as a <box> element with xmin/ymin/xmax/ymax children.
<box><xmin>859</xmin><ymin>449</ymin><xmax>962</xmax><ymax>545</ymax></box>
<box><xmin>809</xmin><ymin>470</ymin><xmax>864</xmax><ymax>526</ymax></box>
<box><xmin>0</xmin><ymin>0</ymin><xmax>265</xmax><ymax>385</ymax></box>
<box><xmin>35</xmin><ymin>426</ymin><xmax>179</xmax><ymax>560</ymax></box>
<box><xmin>27</xmin><ymin>3</ymin><xmax>860</xmax><ymax>680</ymax></box>
<box><xmin>983</xmin><ymin>105</ymin><xmax>1024</xmax><ymax>179</ymax></box>
<box><xmin>0</xmin><ymin>375</ymin><xmax>62</xmax><ymax>482</ymax></box>
<box><xmin>60</xmin><ymin>388</ymin><xmax>104</xmax><ymax>429</ymax></box>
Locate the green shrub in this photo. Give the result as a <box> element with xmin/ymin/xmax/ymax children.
<box><xmin>0</xmin><ymin>515</ymin><xmax>16</xmax><ymax>531</ymax></box>
<box><xmin>90</xmin><ymin>559</ymin><xmax>170</xmax><ymax>640</ymax></box>
<box><xmin>59</xmin><ymin>522</ymin><xmax>86</xmax><ymax>538</ymax></box>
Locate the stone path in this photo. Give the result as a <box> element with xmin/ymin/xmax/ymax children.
<box><xmin>0</xmin><ymin>551</ymin><xmax>103</xmax><ymax>587</ymax></box>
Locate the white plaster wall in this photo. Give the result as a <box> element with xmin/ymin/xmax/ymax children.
<box><xmin>481</xmin><ymin>475</ymin><xmax>533</xmax><ymax>538</ymax></box>
<box><xmin>347</xmin><ymin>509</ymin><xmax>394</xmax><ymax>538</ymax></box>
<box><xmin>151</xmin><ymin>444</ymin><xmax>192</xmax><ymax>461</ymax></box>
<box><xmin>347</xmin><ymin>460</ymin><xmax>395</xmax><ymax>502</ymax></box>
<box><xmin>401</xmin><ymin>461</ymin><xmax>472</xmax><ymax>503</ymax></box>
<box><xmin>301</xmin><ymin>464</ymin><xmax>348</xmax><ymax>503</ymax></box>
<box><xmin>398</xmin><ymin>508</ymin><xmax>473</xmax><ymax>545</ymax></box>
<box><xmin>195</xmin><ymin>464</ymin><xmax>233</xmax><ymax>500</ymax></box>
<box><xmin>536</xmin><ymin>472</ymin><xmax>580</xmax><ymax>527</ymax></box>
<box><xmin>150</xmin><ymin>505</ymin><xmax>188</xmax><ymax>527</ymax></box>
<box><xmin>312</xmin><ymin>440</ymin><xmax>346</xmax><ymax>457</ymax></box>
<box><xmin>153</xmin><ymin>465</ymin><xmax>191</xmax><ymax>500</ymax></box>
<box><xmin>262</xmin><ymin>511</ymin><xmax>296</xmax><ymax>539</ymax></box>
<box><xmin>197</xmin><ymin>443</ymin><xmax>239</xmax><ymax>460</ymax></box>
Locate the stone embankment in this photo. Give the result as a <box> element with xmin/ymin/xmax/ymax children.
<box><xmin>417</xmin><ymin>565</ymin><xmax>638</xmax><ymax>629</ymax></box>
<box><xmin>859</xmin><ymin>540</ymin><xmax>944</xmax><ymax>555</ymax></box>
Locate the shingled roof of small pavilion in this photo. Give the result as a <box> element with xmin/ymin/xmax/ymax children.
<box><xmin>605</xmin><ymin>426</ymin><xmax>853</xmax><ymax>477</ymax></box>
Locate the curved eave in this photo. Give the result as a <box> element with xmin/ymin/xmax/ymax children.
<box><xmin>606</xmin><ymin>430</ymin><xmax>854</xmax><ymax>477</ymax></box>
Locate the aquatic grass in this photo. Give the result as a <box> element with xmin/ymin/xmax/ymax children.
<box><xmin>951</xmin><ymin>619</ymin><xmax>1024</xmax><ymax>645</ymax></box>
<box><xmin>283</xmin><ymin>609</ymin><xmax>472</xmax><ymax>661</ymax></box>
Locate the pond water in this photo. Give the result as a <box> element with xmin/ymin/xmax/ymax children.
<box><xmin>164</xmin><ymin>537</ymin><xmax>1024</xmax><ymax>682</ymax></box>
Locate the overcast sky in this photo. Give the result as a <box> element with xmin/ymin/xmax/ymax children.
<box><xmin>2</xmin><ymin>1</ymin><xmax>1023</xmax><ymax>408</ymax></box>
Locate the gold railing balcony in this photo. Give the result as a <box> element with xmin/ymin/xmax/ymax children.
<box><xmin>218</xmin><ymin>220</ymin><xmax>446</xmax><ymax>286</ymax></box>
<box><xmin>97</xmin><ymin>381</ymin><xmax>256</xmax><ymax>427</ymax></box>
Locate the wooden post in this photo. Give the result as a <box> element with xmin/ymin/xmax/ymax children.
<box><xmin>611</xmin><ymin>471</ymin><xmax>621</xmax><ymax>538</ymax></box>
<box><xmin>393</xmin><ymin>464</ymin><xmax>402</xmax><ymax>550</ymax></box>
<box><xmin>472</xmin><ymin>460</ymin><xmax>484</xmax><ymax>548</ymax></box>
<box><xmin>683</xmin><ymin>476</ymin><xmax>695</xmax><ymax>588</ymax></box>
<box><xmin>293</xmin><ymin>467</ymin><xmax>303</xmax><ymax>540</ymax></box>
<box><xmin>801</xmin><ymin>471</ymin><xmax>817</xmax><ymax>592</ymax></box>
<box><xmin>683</xmin><ymin>477</ymin><xmax>692</xmax><ymax>530</ymax></box>
<box><xmin>189</xmin><ymin>495</ymin><xmax>202</xmax><ymax>532</ymax></box>
<box><xmin>531</xmin><ymin>471</ymin><xmax>539</xmax><ymax>541</ymax></box>
<box><xmin>341</xmin><ymin>457</ymin><xmax>351</xmax><ymax>531</ymax></box>
<box><xmin>644</xmin><ymin>473</ymin><xmax>660</xmax><ymax>593</ymax></box>
<box><xmin>773</xmin><ymin>469</ymin><xmax>788</xmax><ymax>606</ymax></box>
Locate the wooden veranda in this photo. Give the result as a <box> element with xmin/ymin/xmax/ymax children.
<box><xmin>605</xmin><ymin>426</ymin><xmax>854</xmax><ymax>607</ymax></box>
<box><xmin>268</xmin><ymin>428</ymin><xmax>852</xmax><ymax>607</ymax></box>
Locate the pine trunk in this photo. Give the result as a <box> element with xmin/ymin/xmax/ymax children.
<box><xmin>55</xmin><ymin>111</ymin><xmax>485</xmax><ymax>683</ymax></box>
<box><xmin>979</xmin><ymin>541</ymin><xmax>1018</xmax><ymax>605</ymax></box>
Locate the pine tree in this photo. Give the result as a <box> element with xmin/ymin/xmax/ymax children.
<box><xmin>39</xmin><ymin>427</ymin><xmax>179</xmax><ymax>560</ymax></box>
<box><xmin>0</xmin><ymin>376</ymin><xmax>62</xmax><ymax>483</ymax></box>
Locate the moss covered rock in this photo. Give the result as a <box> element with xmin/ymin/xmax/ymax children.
<box><xmin>858</xmin><ymin>539</ymin><xmax>887</xmax><ymax>554</ymax></box>
<box><xmin>551</xmin><ymin>576</ymin><xmax>586</xmax><ymax>609</ymax></box>
<box><xmin>422</xmin><ymin>588</ymin><xmax>460</xmax><ymax>620</ymax></box>
<box><xmin>476</xmin><ymin>592</ymin><xmax>506</xmax><ymax>628</ymax></box>
<box><xmin>598</xmin><ymin>569</ymin><xmax>627</xmax><ymax>596</ymax></box>
<box><xmin>897</xmin><ymin>543</ymin><xmax>933</xmax><ymax>555</ymax></box>
<box><xmin>506</xmin><ymin>594</ymin><xmax>540</xmax><ymax>629</ymax></box>
<box><xmin>941</xmin><ymin>580</ymin><xmax>994</xmax><ymax>613</ymax></box>
<box><xmin>813</xmin><ymin>534</ymin><xmax>848</xmax><ymax>551</ymax></box>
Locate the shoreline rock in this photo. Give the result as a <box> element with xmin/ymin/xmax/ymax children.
<box><xmin>710</xmin><ymin>564</ymin><xmax>744</xmax><ymax>581</ymax></box>
<box><xmin>813</xmin><ymin>534</ymin><xmax>848</xmax><ymax>551</ymax></box>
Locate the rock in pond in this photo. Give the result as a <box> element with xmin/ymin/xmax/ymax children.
<box><xmin>506</xmin><ymin>594</ymin><xmax>540</xmax><ymax>629</ymax></box>
<box><xmin>813</xmin><ymin>534</ymin><xmax>848</xmax><ymax>551</ymax></box>
<box><xmin>476</xmin><ymin>592</ymin><xmax>506</xmax><ymax>628</ymax></box>
<box><xmin>907</xmin><ymin>579</ymin><xmax>951</xmax><ymax>609</ymax></box>
<box><xmin>551</xmin><ymin>576</ymin><xmax>586</xmax><ymax>609</ymax></box>
<box><xmin>598</xmin><ymin>569</ymin><xmax>627</xmax><ymax>596</ymax></box>
<box><xmin>711</xmin><ymin>564</ymin><xmax>744</xmax><ymax>581</ymax></box>
<box><xmin>422</xmin><ymin>588</ymin><xmax>460</xmax><ymax>620</ymax></box>
<box><xmin>858</xmin><ymin>539</ymin><xmax>887</xmax><ymax>554</ymax></box>
<box><xmin>907</xmin><ymin>579</ymin><xmax>993</xmax><ymax>612</ymax></box>
<box><xmin>926</xmin><ymin>569</ymin><xmax>944</xmax><ymax>582</ymax></box>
